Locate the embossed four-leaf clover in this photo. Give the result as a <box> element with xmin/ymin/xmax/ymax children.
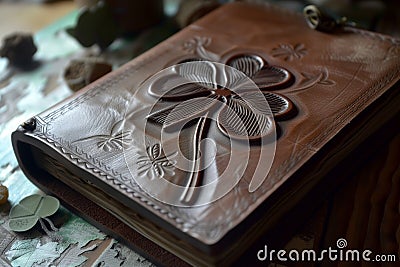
<box><xmin>145</xmin><ymin>56</ymin><xmax>296</xmax><ymax>202</ymax></box>
<box><xmin>147</xmin><ymin>55</ymin><xmax>295</xmax><ymax>140</ymax></box>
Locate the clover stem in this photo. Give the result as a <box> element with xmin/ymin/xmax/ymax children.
<box><xmin>180</xmin><ymin>115</ymin><xmax>210</xmax><ymax>204</ymax></box>
<box><xmin>39</xmin><ymin>217</ymin><xmax>62</xmax><ymax>242</ymax></box>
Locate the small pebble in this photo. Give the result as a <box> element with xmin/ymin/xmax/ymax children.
<box><xmin>0</xmin><ymin>32</ymin><xmax>37</xmax><ymax>67</ymax></box>
<box><xmin>64</xmin><ymin>58</ymin><xmax>112</xmax><ymax>92</ymax></box>
<box><xmin>0</xmin><ymin>184</ymin><xmax>9</xmax><ymax>205</ymax></box>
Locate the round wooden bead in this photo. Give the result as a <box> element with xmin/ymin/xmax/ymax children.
<box><xmin>0</xmin><ymin>185</ymin><xmax>9</xmax><ymax>204</ymax></box>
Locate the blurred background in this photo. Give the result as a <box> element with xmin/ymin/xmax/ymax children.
<box><xmin>0</xmin><ymin>0</ymin><xmax>399</xmax><ymax>42</ymax></box>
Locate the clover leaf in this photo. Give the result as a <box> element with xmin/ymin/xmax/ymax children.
<box><xmin>9</xmin><ymin>194</ymin><xmax>60</xmax><ymax>232</ymax></box>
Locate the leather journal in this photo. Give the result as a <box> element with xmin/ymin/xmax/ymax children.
<box><xmin>11</xmin><ymin>2</ymin><xmax>400</xmax><ymax>266</ymax></box>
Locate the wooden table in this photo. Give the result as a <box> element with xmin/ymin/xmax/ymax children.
<box><xmin>0</xmin><ymin>1</ymin><xmax>75</xmax><ymax>41</ymax></box>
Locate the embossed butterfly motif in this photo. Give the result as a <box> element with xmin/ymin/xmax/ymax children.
<box><xmin>271</xmin><ymin>43</ymin><xmax>307</xmax><ymax>61</ymax></box>
<box><xmin>73</xmin><ymin>119</ymin><xmax>132</xmax><ymax>152</ymax></box>
<box><xmin>146</xmin><ymin>56</ymin><xmax>296</xmax><ymax>202</ymax></box>
<box><xmin>137</xmin><ymin>143</ymin><xmax>177</xmax><ymax>179</ymax></box>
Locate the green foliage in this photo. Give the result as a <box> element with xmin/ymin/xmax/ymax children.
<box><xmin>57</xmin><ymin>214</ymin><xmax>106</xmax><ymax>251</ymax></box>
<box><xmin>6</xmin><ymin>239</ymin><xmax>60</xmax><ymax>267</ymax></box>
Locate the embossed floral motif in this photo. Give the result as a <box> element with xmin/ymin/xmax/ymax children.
<box><xmin>271</xmin><ymin>43</ymin><xmax>307</xmax><ymax>61</ymax></box>
<box><xmin>136</xmin><ymin>144</ymin><xmax>177</xmax><ymax>180</ymax></box>
<box><xmin>72</xmin><ymin>119</ymin><xmax>132</xmax><ymax>152</ymax></box>
<box><xmin>302</xmin><ymin>68</ymin><xmax>335</xmax><ymax>85</ymax></box>
<box><xmin>290</xmin><ymin>67</ymin><xmax>335</xmax><ymax>93</ymax></box>
<box><xmin>182</xmin><ymin>36</ymin><xmax>220</xmax><ymax>61</ymax></box>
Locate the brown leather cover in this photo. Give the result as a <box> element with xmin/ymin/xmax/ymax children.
<box><xmin>11</xmin><ymin>2</ymin><xmax>400</xmax><ymax>266</ymax></box>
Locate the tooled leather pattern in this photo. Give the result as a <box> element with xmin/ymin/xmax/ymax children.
<box><xmin>27</xmin><ymin>2</ymin><xmax>400</xmax><ymax>244</ymax></box>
